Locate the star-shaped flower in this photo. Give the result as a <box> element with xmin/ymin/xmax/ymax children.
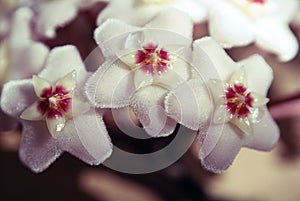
<box><xmin>1</xmin><ymin>45</ymin><xmax>112</xmax><ymax>172</ymax></box>
<box><xmin>96</xmin><ymin>0</ymin><xmax>207</xmax><ymax>27</ymax></box>
<box><xmin>202</xmin><ymin>0</ymin><xmax>299</xmax><ymax>61</ymax></box>
<box><xmin>165</xmin><ymin>37</ymin><xmax>279</xmax><ymax>172</ymax></box>
<box><xmin>86</xmin><ymin>8</ymin><xmax>193</xmax><ymax>137</ymax></box>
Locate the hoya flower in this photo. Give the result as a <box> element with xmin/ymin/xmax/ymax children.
<box><xmin>0</xmin><ymin>7</ymin><xmax>49</xmax><ymax>131</ymax></box>
<box><xmin>202</xmin><ymin>0</ymin><xmax>299</xmax><ymax>62</ymax></box>
<box><xmin>86</xmin><ymin>9</ymin><xmax>193</xmax><ymax>137</ymax></box>
<box><xmin>96</xmin><ymin>0</ymin><xmax>207</xmax><ymax>27</ymax></box>
<box><xmin>0</xmin><ymin>45</ymin><xmax>112</xmax><ymax>172</ymax></box>
<box><xmin>165</xmin><ymin>37</ymin><xmax>279</xmax><ymax>172</ymax></box>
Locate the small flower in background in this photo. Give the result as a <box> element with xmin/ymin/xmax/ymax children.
<box><xmin>0</xmin><ymin>7</ymin><xmax>49</xmax><ymax>131</ymax></box>
<box><xmin>201</xmin><ymin>0</ymin><xmax>299</xmax><ymax>62</ymax></box>
<box><xmin>30</xmin><ymin>0</ymin><xmax>109</xmax><ymax>38</ymax></box>
<box><xmin>96</xmin><ymin>0</ymin><xmax>207</xmax><ymax>27</ymax></box>
<box><xmin>165</xmin><ymin>37</ymin><xmax>279</xmax><ymax>173</ymax></box>
<box><xmin>86</xmin><ymin>8</ymin><xmax>193</xmax><ymax>137</ymax></box>
<box><xmin>0</xmin><ymin>45</ymin><xmax>112</xmax><ymax>173</ymax></box>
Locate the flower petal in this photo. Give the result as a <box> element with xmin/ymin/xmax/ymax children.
<box><xmin>32</xmin><ymin>75</ymin><xmax>52</xmax><ymax>97</ymax></box>
<box><xmin>46</xmin><ymin>116</ymin><xmax>66</xmax><ymax>139</ymax></box>
<box><xmin>19</xmin><ymin>121</ymin><xmax>62</xmax><ymax>173</ymax></box>
<box><xmin>193</xmin><ymin>37</ymin><xmax>238</xmax><ymax>81</ymax></box>
<box><xmin>61</xmin><ymin>110</ymin><xmax>112</xmax><ymax>165</ymax></box>
<box><xmin>33</xmin><ymin>0</ymin><xmax>80</xmax><ymax>38</ymax></box>
<box><xmin>94</xmin><ymin>19</ymin><xmax>139</xmax><ymax>57</ymax></box>
<box><xmin>208</xmin><ymin>2</ymin><xmax>254</xmax><ymax>48</ymax></box>
<box><xmin>171</xmin><ymin>0</ymin><xmax>207</xmax><ymax>23</ymax></box>
<box><xmin>85</xmin><ymin>60</ymin><xmax>135</xmax><ymax>108</ymax></box>
<box><xmin>130</xmin><ymin>85</ymin><xmax>177</xmax><ymax>137</ymax></box>
<box><xmin>145</xmin><ymin>7</ymin><xmax>193</xmax><ymax>39</ymax></box>
<box><xmin>56</xmin><ymin>70</ymin><xmax>77</xmax><ymax>92</ymax></box>
<box><xmin>207</xmin><ymin>79</ymin><xmax>226</xmax><ymax>105</ymax></box>
<box><xmin>165</xmin><ymin>79</ymin><xmax>212</xmax><ymax>130</ymax></box>
<box><xmin>251</xmin><ymin>92</ymin><xmax>269</xmax><ymax>107</ymax></box>
<box><xmin>6</xmin><ymin>7</ymin><xmax>49</xmax><ymax>81</ymax></box>
<box><xmin>255</xmin><ymin>18</ymin><xmax>298</xmax><ymax>62</ymax></box>
<box><xmin>38</xmin><ymin>45</ymin><xmax>86</xmax><ymax>84</ymax></box>
<box><xmin>134</xmin><ymin>68</ymin><xmax>154</xmax><ymax>90</ymax></box>
<box><xmin>199</xmin><ymin>124</ymin><xmax>244</xmax><ymax>173</ymax></box>
<box><xmin>20</xmin><ymin>101</ymin><xmax>44</xmax><ymax>121</ymax></box>
<box><xmin>244</xmin><ymin>109</ymin><xmax>280</xmax><ymax>151</ymax></box>
<box><xmin>96</xmin><ymin>0</ymin><xmax>164</xmax><ymax>26</ymax></box>
<box><xmin>213</xmin><ymin>105</ymin><xmax>231</xmax><ymax>124</ymax></box>
<box><xmin>238</xmin><ymin>54</ymin><xmax>273</xmax><ymax>95</ymax></box>
<box><xmin>231</xmin><ymin>117</ymin><xmax>253</xmax><ymax>136</ymax></box>
<box><xmin>116</xmin><ymin>49</ymin><xmax>138</xmax><ymax>70</ymax></box>
<box><xmin>1</xmin><ymin>79</ymin><xmax>36</xmax><ymax>118</ymax></box>
<box><xmin>229</xmin><ymin>66</ymin><xmax>248</xmax><ymax>87</ymax></box>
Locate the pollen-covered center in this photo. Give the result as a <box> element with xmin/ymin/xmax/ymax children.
<box><xmin>225</xmin><ymin>84</ymin><xmax>254</xmax><ymax>118</ymax></box>
<box><xmin>135</xmin><ymin>44</ymin><xmax>170</xmax><ymax>75</ymax></box>
<box><xmin>38</xmin><ymin>85</ymin><xmax>71</xmax><ymax>119</ymax></box>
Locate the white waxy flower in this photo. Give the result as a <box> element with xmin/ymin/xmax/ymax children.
<box><xmin>203</xmin><ymin>0</ymin><xmax>299</xmax><ymax>61</ymax></box>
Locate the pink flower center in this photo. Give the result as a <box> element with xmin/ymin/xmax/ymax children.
<box><xmin>38</xmin><ymin>85</ymin><xmax>71</xmax><ymax>119</ymax></box>
<box><xmin>135</xmin><ymin>44</ymin><xmax>170</xmax><ymax>75</ymax></box>
<box><xmin>225</xmin><ymin>84</ymin><xmax>254</xmax><ymax>118</ymax></box>
<box><xmin>248</xmin><ymin>0</ymin><xmax>266</xmax><ymax>4</ymax></box>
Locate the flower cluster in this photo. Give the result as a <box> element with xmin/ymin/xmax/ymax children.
<box><xmin>0</xmin><ymin>0</ymin><xmax>298</xmax><ymax>173</ymax></box>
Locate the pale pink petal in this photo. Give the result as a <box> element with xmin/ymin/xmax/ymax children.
<box><xmin>61</xmin><ymin>110</ymin><xmax>112</xmax><ymax>165</ymax></box>
<box><xmin>193</xmin><ymin>37</ymin><xmax>238</xmax><ymax>81</ymax></box>
<box><xmin>19</xmin><ymin>121</ymin><xmax>62</xmax><ymax>173</ymax></box>
<box><xmin>208</xmin><ymin>2</ymin><xmax>254</xmax><ymax>48</ymax></box>
<box><xmin>244</xmin><ymin>110</ymin><xmax>280</xmax><ymax>151</ymax></box>
<box><xmin>85</xmin><ymin>60</ymin><xmax>135</xmax><ymax>108</ymax></box>
<box><xmin>1</xmin><ymin>79</ymin><xmax>35</xmax><ymax>118</ymax></box>
<box><xmin>199</xmin><ymin>124</ymin><xmax>244</xmax><ymax>173</ymax></box>
<box><xmin>237</xmin><ymin>54</ymin><xmax>273</xmax><ymax>95</ymax></box>
<box><xmin>165</xmin><ymin>79</ymin><xmax>213</xmax><ymax>130</ymax></box>
<box><xmin>94</xmin><ymin>19</ymin><xmax>139</xmax><ymax>57</ymax></box>
<box><xmin>130</xmin><ymin>85</ymin><xmax>177</xmax><ymax>137</ymax></box>
<box><xmin>255</xmin><ymin>18</ymin><xmax>298</xmax><ymax>62</ymax></box>
<box><xmin>33</xmin><ymin>0</ymin><xmax>80</xmax><ymax>38</ymax></box>
<box><xmin>38</xmin><ymin>45</ymin><xmax>86</xmax><ymax>84</ymax></box>
<box><xmin>145</xmin><ymin>7</ymin><xmax>193</xmax><ymax>39</ymax></box>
